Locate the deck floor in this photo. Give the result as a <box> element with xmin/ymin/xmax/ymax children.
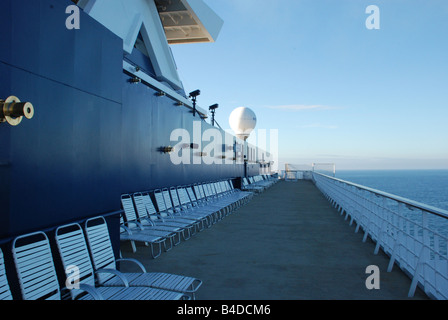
<box><xmin>120</xmin><ymin>180</ymin><xmax>428</xmax><ymax>300</ymax></box>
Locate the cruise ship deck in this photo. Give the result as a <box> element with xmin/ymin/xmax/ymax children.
<box><xmin>120</xmin><ymin>180</ymin><xmax>428</xmax><ymax>300</ymax></box>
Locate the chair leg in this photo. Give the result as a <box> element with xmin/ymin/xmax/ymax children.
<box><xmin>182</xmin><ymin>228</ymin><xmax>191</xmax><ymax>241</ymax></box>
<box><xmin>131</xmin><ymin>240</ymin><xmax>137</xmax><ymax>253</ymax></box>
<box><xmin>163</xmin><ymin>237</ymin><xmax>173</xmax><ymax>252</ymax></box>
<box><xmin>173</xmin><ymin>232</ymin><xmax>181</xmax><ymax>246</ymax></box>
<box><xmin>151</xmin><ymin>241</ymin><xmax>162</xmax><ymax>259</ymax></box>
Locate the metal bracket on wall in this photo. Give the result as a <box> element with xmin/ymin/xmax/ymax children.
<box><xmin>0</xmin><ymin>96</ymin><xmax>34</xmax><ymax>126</ymax></box>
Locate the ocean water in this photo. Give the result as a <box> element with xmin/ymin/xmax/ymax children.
<box><xmin>334</xmin><ymin>170</ymin><xmax>448</xmax><ymax>212</ymax></box>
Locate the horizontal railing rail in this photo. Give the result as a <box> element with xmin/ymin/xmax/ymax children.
<box><xmin>312</xmin><ymin>172</ymin><xmax>448</xmax><ymax>300</ymax></box>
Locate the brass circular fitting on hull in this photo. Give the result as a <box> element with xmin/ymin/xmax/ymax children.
<box><xmin>0</xmin><ymin>96</ymin><xmax>35</xmax><ymax>126</ymax></box>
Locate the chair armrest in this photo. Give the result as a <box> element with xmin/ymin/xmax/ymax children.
<box><xmin>141</xmin><ymin>217</ymin><xmax>156</xmax><ymax>227</ymax></box>
<box><xmin>165</xmin><ymin>210</ymin><xmax>176</xmax><ymax>218</ymax></box>
<box><xmin>120</xmin><ymin>224</ymin><xmax>133</xmax><ymax>235</ymax></box>
<box><xmin>151</xmin><ymin>213</ymin><xmax>166</xmax><ymax>222</ymax></box>
<box><xmin>125</xmin><ymin>220</ymin><xmax>144</xmax><ymax>231</ymax></box>
<box><xmin>96</xmin><ymin>268</ymin><xmax>130</xmax><ymax>287</ymax></box>
<box><xmin>116</xmin><ymin>258</ymin><xmax>147</xmax><ymax>273</ymax></box>
<box><xmin>62</xmin><ymin>284</ymin><xmax>104</xmax><ymax>300</ymax></box>
<box><xmin>78</xmin><ymin>284</ymin><xmax>104</xmax><ymax>300</ymax></box>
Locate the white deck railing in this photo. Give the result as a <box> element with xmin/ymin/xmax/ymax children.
<box><xmin>312</xmin><ymin>172</ymin><xmax>448</xmax><ymax>299</ymax></box>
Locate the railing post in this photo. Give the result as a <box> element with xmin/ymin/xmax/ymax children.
<box><xmin>387</xmin><ymin>202</ymin><xmax>403</xmax><ymax>272</ymax></box>
<box><xmin>408</xmin><ymin>210</ymin><xmax>429</xmax><ymax>298</ymax></box>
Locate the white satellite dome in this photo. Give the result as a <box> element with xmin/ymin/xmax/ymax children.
<box><xmin>229</xmin><ymin>107</ymin><xmax>257</xmax><ymax>141</ymax></box>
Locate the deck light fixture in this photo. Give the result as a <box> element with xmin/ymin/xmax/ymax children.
<box><xmin>130</xmin><ymin>76</ymin><xmax>141</xmax><ymax>84</ymax></box>
<box><xmin>158</xmin><ymin>146</ymin><xmax>175</xmax><ymax>153</ymax></box>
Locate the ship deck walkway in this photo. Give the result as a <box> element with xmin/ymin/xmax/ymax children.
<box><xmin>120</xmin><ymin>180</ymin><xmax>428</xmax><ymax>300</ymax></box>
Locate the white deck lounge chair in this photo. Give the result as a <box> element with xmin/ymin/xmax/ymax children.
<box><xmin>202</xmin><ymin>183</ymin><xmax>232</xmax><ymax>217</ymax></box>
<box><xmin>227</xmin><ymin>179</ymin><xmax>253</xmax><ymax>204</ymax></box>
<box><xmin>186</xmin><ymin>186</ymin><xmax>219</xmax><ymax>225</ymax></box>
<box><xmin>133</xmin><ymin>192</ymin><xmax>183</xmax><ymax>246</ymax></box>
<box><xmin>0</xmin><ymin>249</ymin><xmax>12</xmax><ymax>300</ymax></box>
<box><xmin>12</xmin><ymin>232</ymin><xmax>61</xmax><ymax>300</ymax></box>
<box><xmin>85</xmin><ymin>216</ymin><xmax>202</xmax><ymax>299</ymax></box>
<box><xmin>176</xmin><ymin>186</ymin><xmax>214</xmax><ymax>228</ymax></box>
<box><xmin>170</xmin><ymin>186</ymin><xmax>210</xmax><ymax>230</ymax></box>
<box><xmin>162</xmin><ymin>188</ymin><xmax>202</xmax><ymax>233</ymax></box>
<box><xmin>242</xmin><ymin>177</ymin><xmax>264</xmax><ymax>193</ymax></box>
<box><xmin>139</xmin><ymin>191</ymin><xmax>192</xmax><ymax>241</ymax></box>
<box><xmin>215</xmin><ymin>181</ymin><xmax>244</xmax><ymax>210</ymax></box>
<box><xmin>153</xmin><ymin>189</ymin><xmax>196</xmax><ymax>238</ymax></box>
<box><xmin>213</xmin><ymin>182</ymin><xmax>238</xmax><ymax>214</ymax></box>
<box><xmin>12</xmin><ymin>231</ymin><xmax>107</xmax><ymax>300</ymax></box>
<box><xmin>253</xmin><ymin>175</ymin><xmax>275</xmax><ymax>188</ymax></box>
<box><xmin>120</xmin><ymin>195</ymin><xmax>167</xmax><ymax>258</ymax></box>
<box><xmin>193</xmin><ymin>184</ymin><xmax>225</xmax><ymax>221</ymax></box>
<box><xmin>158</xmin><ymin>187</ymin><xmax>205</xmax><ymax>231</ymax></box>
<box><xmin>206</xmin><ymin>182</ymin><xmax>232</xmax><ymax>217</ymax></box>
<box><xmin>55</xmin><ymin>223</ymin><xmax>187</xmax><ymax>300</ymax></box>
<box><xmin>122</xmin><ymin>193</ymin><xmax>180</xmax><ymax>252</ymax></box>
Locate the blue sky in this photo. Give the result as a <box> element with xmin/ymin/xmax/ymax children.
<box><xmin>170</xmin><ymin>0</ymin><xmax>448</xmax><ymax>170</ymax></box>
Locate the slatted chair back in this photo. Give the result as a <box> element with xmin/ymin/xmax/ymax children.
<box><xmin>141</xmin><ymin>192</ymin><xmax>158</xmax><ymax>215</ymax></box>
<box><xmin>186</xmin><ymin>187</ymin><xmax>198</xmax><ymax>203</ymax></box>
<box><xmin>193</xmin><ymin>185</ymin><xmax>202</xmax><ymax>201</ymax></box>
<box><xmin>208</xmin><ymin>183</ymin><xmax>217</xmax><ymax>198</ymax></box>
<box><xmin>214</xmin><ymin>182</ymin><xmax>221</xmax><ymax>196</ymax></box>
<box><xmin>226</xmin><ymin>181</ymin><xmax>232</xmax><ymax>192</ymax></box>
<box><xmin>137</xmin><ymin>192</ymin><xmax>165</xmax><ymax>224</ymax></box>
<box><xmin>162</xmin><ymin>189</ymin><xmax>174</xmax><ymax>212</ymax></box>
<box><xmin>177</xmin><ymin>187</ymin><xmax>191</xmax><ymax>207</ymax></box>
<box><xmin>201</xmin><ymin>184</ymin><xmax>208</xmax><ymax>198</ymax></box>
<box><xmin>85</xmin><ymin>217</ymin><xmax>116</xmax><ymax>285</ymax></box>
<box><xmin>203</xmin><ymin>183</ymin><xmax>212</xmax><ymax>199</ymax></box>
<box><xmin>215</xmin><ymin>182</ymin><xmax>223</xmax><ymax>196</ymax></box>
<box><xmin>220</xmin><ymin>181</ymin><xmax>225</xmax><ymax>193</ymax></box>
<box><xmin>218</xmin><ymin>181</ymin><xmax>226</xmax><ymax>194</ymax></box>
<box><xmin>133</xmin><ymin>192</ymin><xmax>148</xmax><ymax>219</ymax></box>
<box><xmin>208</xmin><ymin>183</ymin><xmax>216</xmax><ymax>198</ymax></box>
<box><xmin>121</xmin><ymin>194</ymin><xmax>138</xmax><ymax>224</ymax></box>
<box><xmin>214</xmin><ymin>183</ymin><xmax>221</xmax><ymax>196</ymax></box>
<box><xmin>198</xmin><ymin>184</ymin><xmax>206</xmax><ymax>198</ymax></box>
<box><xmin>0</xmin><ymin>249</ymin><xmax>12</xmax><ymax>300</ymax></box>
<box><xmin>169</xmin><ymin>187</ymin><xmax>181</xmax><ymax>209</ymax></box>
<box><xmin>12</xmin><ymin>232</ymin><xmax>60</xmax><ymax>300</ymax></box>
<box><xmin>154</xmin><ymin>189</ymin><xmax>169</xmax><ymax>217</ymax></box>
<box><xmin>133</xmin><ymin>192</ymin><xmax>158</xmax><ymax>222</ymax></box>
<box><xmin>55</xmin><ymin>223</ymin><xmax>96</xmax><ymax>300</ymax></box>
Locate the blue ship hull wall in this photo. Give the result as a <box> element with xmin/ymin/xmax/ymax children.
<box><xmin>0</xmin><ymin>0</ymin><xmax>260</xmax><ymax>242</ymax></box>
<box><xmin>0</xmin><ymin>0</ymin><xmax>124</xmax><ymax>246</ymax></box>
